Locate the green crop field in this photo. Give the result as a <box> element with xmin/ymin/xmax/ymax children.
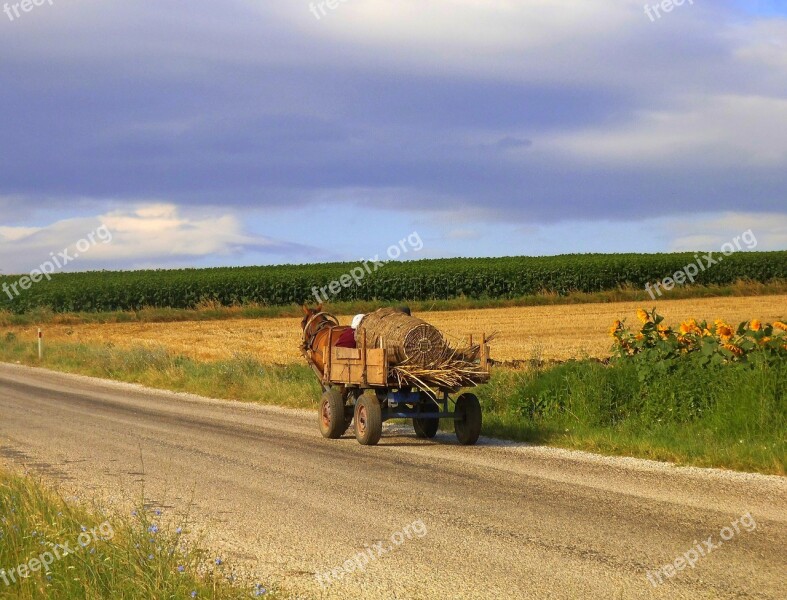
<box><xmin>1</xmin><ymin>251</ymin><xmax>785</xmax><ymax>314</ymax></box>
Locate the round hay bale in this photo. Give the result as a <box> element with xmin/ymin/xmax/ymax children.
<box><xmin>356</xmin><ymin>307</ymin><xmax>448</xmax><ymax>366</ymax></box>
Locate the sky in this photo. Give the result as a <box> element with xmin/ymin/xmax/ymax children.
<box><xmin>1</xmin><ymin>0</ymin><xmax>786</xmax><ymax>273</ymax></box>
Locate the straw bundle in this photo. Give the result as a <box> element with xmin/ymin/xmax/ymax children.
<box><xmin>356</xmin><ymin>308</ymin><xmax>449</xmax><ymax>366</ymax></box>
<box><xmin>356</xmin><ymin>308</ymin><xmax>494</xmax><ymax>393</ymax></box>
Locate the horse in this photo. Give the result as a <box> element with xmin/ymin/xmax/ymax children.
<box><xmin>300</xmin><ymin>304</ymin><xmax>350</xmax><ymax>376</ymax></box>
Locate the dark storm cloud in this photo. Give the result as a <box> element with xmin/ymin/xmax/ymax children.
<box><xmin>0</xmin><ymin>0</ymin><xmax>785</xmax><ymax>224</ymax></box>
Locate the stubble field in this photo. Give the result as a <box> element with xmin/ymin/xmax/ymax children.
<box><xmin>6</xmin><ymin>294</ymin><xmax>785</xmax><ymax>365</ymax></box>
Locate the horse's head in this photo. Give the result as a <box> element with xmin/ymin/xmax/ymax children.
<box><xmin>301</xmin><ymin>303</ymin><xmax>323</xmax><ymax>327</ymax></box>
<box><xmin>301</xmin><ymin>304</ymin><xmax>325</xmax><ymax>344</ymax></box>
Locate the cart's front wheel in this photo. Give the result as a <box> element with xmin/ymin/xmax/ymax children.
<box><xmin>413</xmin><ymin>399</ymin><xmax>439</xmax><ymax>439</ymax></box>
<box><xmin>454</xmin><ymin>393</ymin><xmax>482</xmax><ymax>445</ymax></box>
<box><xmin>319</xmin><ymin>388</ymin><xmax>346</xmax><ymax>439</ymax></box>
<box><xmin>354</xmin><ymin>392</ymin><xmax>382</xmax><ymax>446</ymax></box>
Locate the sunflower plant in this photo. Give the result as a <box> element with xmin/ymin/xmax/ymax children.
<box><xmin>610</xmin><ymin>309</ymin><xmax>787</xmax><ymax>376</ymax></box>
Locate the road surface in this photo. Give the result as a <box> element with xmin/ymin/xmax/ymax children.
<box><xmin>0</xmin><ymin>362</ymin><xmax>784</xmax><ymax>599</ymax></box>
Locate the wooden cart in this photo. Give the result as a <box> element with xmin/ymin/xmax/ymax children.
<box><xmin>302</xmin><ymin>330</ymin><xmax>491</xmax><ymax>446</ymax></box>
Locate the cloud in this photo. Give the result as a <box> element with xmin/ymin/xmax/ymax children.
<box><xmin>494</xmin><ymin>137</ymin><xmax>533</xmax><ymax>152</ymax></box>
<box><xmin>0</xmin><ymin>204</ymin><xmax>313</xmax><ymax>274</ymax></box>
<box><xmin>544</xmin><ymin>95</ymin><xmax>787</xmax><ymax>167</ymax></box>
<box><xmin>0</xmin><ymin>0</ymin><xmax>784</xmax><ymax>263</ymax></box>
<box><xmin>665</xmin><ymin>211</ymin><xmax>787</xmax><ymax>251</ymax></box>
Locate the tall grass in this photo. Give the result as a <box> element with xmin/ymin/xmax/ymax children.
<box><xmin>0</xmin><ymin>338</ymin><xmax>783</xmax><ymax>474</ymax></box>
<box><xmin>475</xmin><ymin>357</ymin><xmax>785</xmax><ymax>473</ymax></box>
<box><xmin>0</xmin><ymin>470</ymin><xmax>273</xmax><ymax>599</ymax></box>
<box><xmin>0</xmin><ymin>336</ymin><xmax>319</xmax><ymax>410</ymax></box>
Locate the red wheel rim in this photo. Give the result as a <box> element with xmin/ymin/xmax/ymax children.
<box><xmin>357</xmin><ymin>405</ymin><xmax>368</xmax><ymax>435</ymax></box>
<box><xmin>321</xmin><ymin>399</ymin><xmax>331</xmax><ymax>429</ymax></box>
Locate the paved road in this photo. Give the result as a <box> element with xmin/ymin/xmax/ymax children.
<box><xmin>0</xmin><ymin>363</ymin><xmax>784</xmax><ymax>599</ymax></box>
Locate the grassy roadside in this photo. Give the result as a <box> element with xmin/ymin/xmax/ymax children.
<box><xmin>0</xmin><ymin>338</ymin><xmax>783</xmax><ymax>475</ymax></box>
<box><xmin>0</xmin><ymin>469</ymin><xmax>274</xmax><ymax>599</ymax></box>
<box><xmin>1</xmin><ymin>279</ymin><xmax>785</xmax><ymax>326</ymax></box>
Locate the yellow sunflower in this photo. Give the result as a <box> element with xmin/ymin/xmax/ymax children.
<box><xmin>722</xmin><ymin>343</ymin><xmax>744</xmax><ymax>356</ymax></box>
<box><xmin>716</xmin><ymin>322</ymin><xmax>734</xmax><ymax>341</ymax></box>
<box><xmin>749</xmin><ymin>319</ymin><xmax>762</xmax><ymax>331</ymax></box>
<box><xmin>774</xmin><ymin>321</ymin><xmax>787</xmax><ymax>331</ymax></box>
<box><xmin>637</xmin><ymin>308</ymin><xmax>649</xmax><ymax>324</ymax></box>
<box><xmin>679</xmin><ymin>319</ymin><xmax>700</xmax><ymax>335</ymax></box>
<box><xmin>609</xmin><ymin>320</ymin><xmax>623</xmax><ymax>338</ymax></box>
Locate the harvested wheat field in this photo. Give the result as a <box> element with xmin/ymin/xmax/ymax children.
<box><xmin>6</xmin><ymin>295</ymin><xmax>785</xmax><ymax>365</ymax></box>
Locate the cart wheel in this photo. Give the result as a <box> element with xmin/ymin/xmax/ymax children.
<box><xmin>454</xmin><ymin>393</ymin><xmax>482</xmax><ymax>445</ymax></box>
<box><xmin>354</xmin><ymin>392</ymin><xmax>382</xmax><ymax>446</ymax></box>
<box><xmin>319</xmin><ymin>388</ymin><xmax>346</xmax><ymax>439</ymax></box>
<box><xmin>413</xmin><ymin>399</ymin><xmax>439</xmax><ymax>439</ymax></box>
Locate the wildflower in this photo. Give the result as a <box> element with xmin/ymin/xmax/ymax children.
<box><xmin>749</xmin><ymin>319</ymin><xmax>762</xmax><ymax>331</ymax></box>
<box><xmin>637</xmin><ymin>308</ymin><xmax>649</xmax><ymax>323</ymax></box>
<box><xmin>148</xmin><ymin>525</ymin><xmax>159</xmax><ymax>534</ymax></box>
<box><xmin>215</xmin><ymin>558</ymin><xmax>223</xmax><ymax>566</ymax></box>
<box><xmin>148</xmin><ymin>554</ymin><xmax>154</xmax><ymax>560</ymax></box>
<box><xmin>178</xmin><ymin>566</ymin><xmax>185</xmax><ymax>573</ymax></box>
<box><xmin>191</xmin><ymin>592</ymin><xmax>198</xmax><ymax>598</ymax></box>
<box><xmin>254</xmin><ymin>584</ymin><xmax>267</xmax><ymax>596</ymax></box>
<box><xmin>176</xmin><ymin>527</ymin><xmax>183</xmax><ymax>535</ymax></box>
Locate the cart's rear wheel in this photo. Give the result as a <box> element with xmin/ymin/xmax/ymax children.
<box><xmin>413</xmin><ymin>399</ymin><xmax>439</xmax><ymax>439</ymax></box>
<box><xmin>354</xmin><ymin>392</ymin><xmax>382</xmax><ymax>446</ymax></box>
<box><xmin>454</xmin><ymin>393</ymin><xmax>482</xmax><ymax>445</ymax></box>
<box><xmin>319</xmin><ymin>388</ymin><xmax>346</xmax><ymax>439</ymax></box>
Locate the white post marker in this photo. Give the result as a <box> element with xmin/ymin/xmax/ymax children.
<box><xmin>38</xmin><ymin>328</ymin><xmax>42</xmax><ymax>360</ymax></box>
